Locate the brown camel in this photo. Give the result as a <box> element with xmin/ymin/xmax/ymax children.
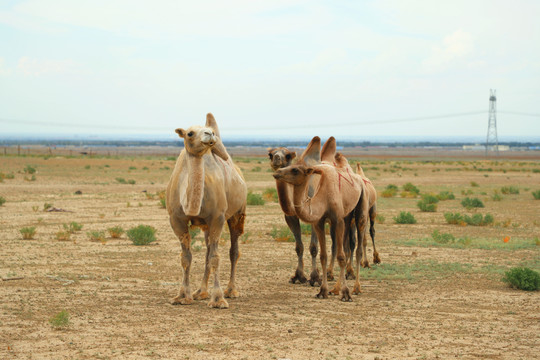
<box><xmin>267</xmin><ymin>137</ymin><xmax>324</xmax><ymax>286</ymax></box>
<box><xmin>355</xmin><ymin>163</ymin><xmax>381</xmax><ymax>267</ymax></box>
<box><xmin>166</xmin><ymin>113</ymin><xmax>247</xmax><ymax>309</ymax></box>
<box><xmin>273</xmin><ymin>137</ymin><xmax>365</xmax><ymax>301</ymax></box>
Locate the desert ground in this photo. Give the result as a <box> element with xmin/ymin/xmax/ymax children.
<box><xmin>1</xmin><ymin>149</ymin><xmax>539</xmax><ymax>360</ymax></box>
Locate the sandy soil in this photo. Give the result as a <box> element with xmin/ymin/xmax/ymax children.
<box><xmin>1</xmin><ymin>154</ymin><xmax>539</xmax><ymax>360</ymax></box>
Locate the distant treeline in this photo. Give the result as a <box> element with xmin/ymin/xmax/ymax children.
<box><xmin>1</xmin><ymin>139</ymin><xmax>539</xmax><ymax>148</ymax></box>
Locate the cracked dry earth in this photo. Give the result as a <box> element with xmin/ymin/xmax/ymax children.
<box><xmin>1</xmin><ymin>154</ymin><xmax>539</xmax><ymax>360</ymax></box>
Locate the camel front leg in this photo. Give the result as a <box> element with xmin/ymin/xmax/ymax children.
<box><xmin>224</xmin><ymin>213</ymin><xmax>245</xmax><ymax>298</ymax></box>
<box><xmin>284</xmin><ymin>215</ymin><xmax>308</xmax><ymax>284</ymax></box>
<box><xmin>170</xmin><ymin>219</ymin><xmax>194</xmax><ymax>305</ymax></box>
<box><xmin>308</xmin><ymin>229</ymin><xmax>321</xmax><ymax>286</ymax></box>
<box><xmin>353</xmin><ymin>196</ymin><xmax>369</xmax><ymax>295</ymax></box>
<box><xmin>314</xmin><ymin>221</ymin><xmax>328</xmax><ymax>299</ymax></box>
<box><xmin>370</xmin><ymin>206</ymin><xmax>381</xmax><ymax>264</ymax></box>
<box><xmin>206</xmin><ymin>215</ymin><xmax>228</xmax><ymax>309</ymax></box>
<box><xmin>192</xmin><ymin>229</ymin><xmax>210</xmax><ymax>300</ymax></box>
<box><xmin>332</xmin><ymin>218</ymin><xmax>352</xmax><ymax>302</ymax></box>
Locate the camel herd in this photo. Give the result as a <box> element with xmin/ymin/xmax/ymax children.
<box><xmin>166</xmin><ymin>114</ymin><xmax>379</xmax><ymax>308</ymax></box>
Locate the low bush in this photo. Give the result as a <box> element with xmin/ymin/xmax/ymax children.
<box><xmin>49</xmin><ymin>310</ymin><xmax>70</xmax><ymax>329</ymax></box>
<box><xmin>107</xmin><ymin>226</ymin><xmax>124</xmax><ymax>238</ymax></box>
<box><xmin>63</xmin><ymin>222</ymin><xmax>83</xmax><ymax>234</ymax></box>
<box><xmin>461</xmin><ymin>197</ymin><xmax>484</xmax><ymax>209</ymax></box>
<box><xmin>127</xmin><ymin>225</ymin><xmax>157</xmax><ymax>245</ymax></box>
<box><xmin>491</xmin><ymin>191</ymin><xmax>503</xmax><ymax>201</ymax></box>
<box><xmin>502</xmin><ymin>267</ymin><xmax>540</xmax><ymax>291</ymax></box>
<box><xmin>532</xmin><ymin>190</ymin><xmax>540</xmax><ymax>200</ymax></box>
<box><xmin>247</xmin><ymin>191</ymin><xmax>265</xmax><ymax>205</ymax></box>
<box><xmin>393</xmin><ymin>211</ymin><xmax>417</xmax><ymax>224</ymax></box>
<box><xmin>270</xmin><ymin>226</ymin><xmax>294</xmax><ymax>242</ymax></box>
<box><xmin>501</xmin><ymin>186</ymin><xmax>519</xmax><ymax>195</ymax></box>
<box><xmin>444</xmin><ymin>212</ymin><xmax>464</xmax><ymax>225</ymax></box>
<box><xmin>24</xmin><ymin>165</ymin><xmax>36</xmax><ymax>174</ymax></box>
<box><xmin>159</xmin><ymin>198</ymin><xmax>166</xmax><ymax>209</ymax></box>
<box><xmin>470</xmin><ymin>181</ymin><xmax>479</xmax><ymax>187</ymax></box>
<box><xmin>402</xmin><ymin>182</ymin><xmax>420</xmax><ymax>195</ymax></box>
<box><xmin>87</xmin><ymin>231</ymin><xmax>106</xmax><ymax>243</ymax></box>
<box><xmin>417</xmin><ymin>200</ymin><xmax>437</xmax><ymax>212</ymax></box>
<box><xmin>463</xmin><ymin>213</ymin><xmax>494</xmax><ymax>226</ymax></box>
<box><xmin>0</xmin><ymin>196</ymin><xmax>5</xmax><ymax>206</ymax></box>
<box><xmin>437</xmin><ymin>191</ymin><xmax>455</xmax><ymax>201</ymax></box>
<box><xmin>55</xmin><ymin>231</ymin><xmax>71</xmax><ymax>241</ymax></box>
<box><xmin>20</xmin><ymin>226</ymin><xmax>36</xmax><ymax>240</ymax></box>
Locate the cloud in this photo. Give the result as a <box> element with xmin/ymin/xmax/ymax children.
<box><xmin>422</xmin><ymin>29</ymin><xmax>474</xmax><ymax>73</ymax></box>
<box><xmin>16</xmin><ymin>56</ymin><xmax>80</xmax><ymax>76</ymax></box>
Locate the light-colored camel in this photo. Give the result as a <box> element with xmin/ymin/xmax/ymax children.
<box><xmin>268</xmin><ymin>137</ymin><xmax>324</xmax><ymax>286</ymax></box>
<box><xmin>166</xmin><ymin>113</ymin><xmax>247</xmax><ymax>309</ymax></box>
<box><xmin>355</xmin><ymin>163</ymin><xmax>381</xmax><ymax>268</ymax></box>
<box><xmin>273</xmin><ymin>137</ymin><xmax>365</xmax><ymax>301</ymax></box>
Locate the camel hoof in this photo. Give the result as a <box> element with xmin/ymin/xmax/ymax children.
<box><xmin>309</xmin><ymin>270</ymin><xmax>322</xmax><ymax>287</ymax></box>
<box><xmin>208</xmin><ymin>298</ymin><xmax>229</xmax><ymax>309</ymax></box>
<box><xmin>329</xmin><ymin>286</ymin><xmax>340</xmax><ymax>296</ymax></box>
<box><xmin>373</xmin><ymin>253</ymin><xmax>381</xmax><ymax>264</ymax></box>
<box><xmin>171</xmin><ymin>296</ymin><xmax>194</xmax><ymax>305</ymax></box>
<box><xmin>316</xmin><ymin>287</ymin><xmax>328</xmax><ymax>299</ymax></box>
<box><xmin>341</xmin><ymin>287</ymin><xmax>352</xmax><ymax>302</ymax></box>
<box><xmin>327</xmin><ymin>272</ymin><xmax>335</xmax><ymax>281</ymax></box>
<box><xmin>352</xmin><ymin>284</ymin><xmax>362</xmax><ymax>295</ymax></box>
<box><xmin>346</xmin><ymin>269</ymin><xmax>356</xmax><ymax>280</ymax></box>
<box><xmin>289</xmin><ymin>271</ymin><xmax>308</xmax><ymax>284</ymax></box>
<box><xmin>192</xmin><ymin>289</ymin><xmax>210</xmax><ymax>300</ymax></box>
<box><xmin>361</xmin><ymin>260</ymin><xmax>370</xmax><ymax>269</ymax></box>
<box><xmin>224</xmin><ymin>288</ymin><xmax>239</xmax><ymax>298</ymax></box>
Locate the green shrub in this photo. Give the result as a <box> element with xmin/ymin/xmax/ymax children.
<box><xmin>159</xmin><ymin>198</ymin><xmax>166</xmax><ymax>209</ymax></box>
<box><xmin>376</xmin><ymin>214</ymin><xmax>385</xmax><ymax>224</ymax></box>
<box><xmin>462</xmin><ymin>213</ymin><xmax>494</xmax><ymax>226</ymax></box>
<box><xmin>0</xmin><ymin>196</ymin><xmax>5</xmax><ymax>206</ymax></box>
<box><xmin>491</xmin><ymin>191</ymin><xmax>503</xmax><ymax>201</ymax></box>
<box><xmin>127</xmin><ymin>225</ymin><xmax>157</xmax><ymax>245</ymax></box>
<box><xmin>116</xmin><ymin>177</ymin><xmax>127</xmax><ymax>184</ymax></box>
<box><xmin>417</xmin><ymin>200</ymin><xmax>437</xmax><ymax>212</ymax></box>
<box><xmin>502</xmin><ymin>267</ymin><xmax>540</xmax><ymax>291</ymax></box>
<box><xmin>402</xmin><ymin>182</ymin><xmax>420</xmax><ymax>195</ymax></box>
<box><xmin>393</xmin><ymin>211</ymin><xmax>416</xmax><ymax>224</ymax></box>
<box><xmin>470</xmin><ymin>181</ymin><xmax>479</xmax><ymax>187</ymax></box>
<box><xmin>55</xmin><ymin>231</ymin><xmax>71</xmax><ymax>241</ymax></box>
<box><xmin>87</xmin><ymin>231</ymin><xmax>106</xmax><ymax>243</ymax></box>
<box><xmin>437</xmin><ymin>191</ymin><xmax>455</xmax><ymax>200</ymax></box>
<box><xmin>501</xmin><ymin>186</ymin><xmax>519</xmax><ymax>195</ymax></box>
<box><xmin>431</xmin><ymin>229</ymin><xmax>455</xmax><ymax>244</ymax></box>
<box><xmin>24</xmin><ymin>165</ymin><xmax>36</xmax><ymax>174</ymax></box>
<box><xmin>461</xmin><ymin>197</ymin><xmax>484</xmax><ymax>209</ymax></box>
<box><xmin>381</xmin><ymin>184</ymin><xmax>398</xmax><ymax>198</ymax></box>
<box><xmin>49</xmin><ymin>310</ymin><xmax>70</xmax><ymax>329</ymax></box>
<box><xmin>532</xmin><ymin>190</ymin><xmax>540</xmax><ymax>200</ymax></box>
<box><xmin>270</xmin><ymin>226</ymin><xmax>294</xmax><ymax>242</ymax></box>
<box><xmin>63</xmin><ymin>222</ymin><xmax>83</xmax><ymax>234</ymax></box>
<box><xmin>43</xmin><ymin>203</ymin><xmax>53</xmax><ymax>211</ymax></box>
<box><xmin>247</xmin><ymin>191</ymin><xmax>265</xmax><ymax>205</ymax></box>
<box><xmin>262</xmin><ymin>187</ymin><xmax>278</xmax><ymax>202</ymax></box>
<box><xmin>20</xmin><ymin>226</ymin><xmax>36</xmax><ymax>240</ymax></box>
<box><xmin>127</xmin><ymin>179</ymin><xmax>136</xmax><ymax>185</ymax></box>
<box><xmin>107</xmin><ymin>226</ymin><xmax>124</xmax><ymax>238</ymax></box>
<box><xmin>444</xmin><ymin>212</ymin><xmax>464</xmax><ymax>225</ymax></box>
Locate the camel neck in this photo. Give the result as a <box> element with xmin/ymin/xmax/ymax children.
<box><xmin>275</xmin><ymin>179</ymin><xmax>295</xmax><ymax>216</ymax></box>
<box><xmin>183</xmin><ymin>152</ymin><xmax>205</xmax><ymax>216</ymax></box>
<box><xmin>292</xmin><ymin>176</ymin><xmax>322</xmax><ymax>223</ymax></box>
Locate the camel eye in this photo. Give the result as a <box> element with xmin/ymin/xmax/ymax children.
<box><xmin>187</xmin><ymin>131</ymin><xmax>194</xmax><ymax>137</ymax></box>
<box><xmin>285</xmin><ymin>154</ymin><xmax>291</xmax><ymax>160</ymax></box>
<box><xmin>268</xmin><ymin>153</ymin><xmax>273</xmax><ymax>160</ymax></box>
<box><xmin>292</xmin><ymin>168</ymin><xmax>299</xmax><ymax>174</ymax></box>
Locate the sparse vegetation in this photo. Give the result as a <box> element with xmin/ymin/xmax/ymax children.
<box><xmin>55</xmin><ymin>231</ymin><xmax>71</xmax><ymax>241</ymax></box>
<box><xmin>402</xmin><ymin>182</ymin><xmax>420</xmax><ymax>196</ymax></box>
<box><xmin>501</xmin><ymin>186</ymin><xmax>519</xmax><ymax>195</ymax></box>
<box><xmin>470</xmin><ymin>181</ymin><xmax>479</xmax><ymax>187</ymax></box>
<box><xmin>87</xmin><ymin>231</ymin><xmax>106</xmax><ymax>243</ymax></box>
<box><xmin>263</xmin><ymin>187</ymin><xmax>278</xmax><ymax>202</ymax></box>
<box><xmin>247</xmin><ymin>191</ymin><xmax>265</xmax><ymax>205</ymax></box>
<box><xmin>107</xmin><ymin>226</ymin><xmax>124</xmax><ymax>238</ymax></box>
<box><xmin>270</xmin><ymin>226</ymin><xmax>293</xmax><ymax>242</ymax></box>
<box><xmin>376</xmin><ymin>214</ymin><xmax>385</xmax><ymax>224</ymax></box>
<box><xmin>491</xmin><ymin>191</ymin><xmax>503</xmax><ymax>201</ymax></box>
<box><xmin>20</xmin><ymin>227</ymin><xmax>36</xmax><ymax>240</ymax></box>
<box><xmin>437</xmin><ymin>191</ymin><xmax>455</xmax><ymax>201</ymax></box>
<box><xmin>49</xmin><ymin>310</ymin><xmax>70</xmax><ymax>329</ymax></box>
<box><xmin>115</xmin><ymin>177</ymin><xmax>135</xmax><ymax>184</ymax></box>
<box><xmin>502</xmin><ymin>267</ymin><xmax>540</xmax><ymax>291</ymax></box>
<box><xmin>159</xmin><ymin>198</ymin><xmax>166</xmax><ymax>209</ymax></box>
<box><xmin>532</xmin><ymin>190</ymin><xmax>540</xmax><ymax>200</ymax></box>
<box><xmin>0</xmin><ymin>196</ymin><xmax>5</xmax><ymax>206</ymax></box>
<box><xmin>43</xmin><ymin>203</ymin><xmax>53</xmax><ymax>211</ymax></box>
<box><xmin>461</xmin><ymin>197</ymin><xmax>484</xmax><ymax>209</ymax></box>
<box><xmin>63</xmin><ymin>222</ymin><xmax>83</xmax><ymax>234</ymax></box>
<box><xmin>24</xmin><ymin>165</ymin><xmax>36</xmax><ymax>174</ymax></box>
<box><xmin>381</xmin><ymin>184</ymin><xmax>398</xmax><ymax>198</ymax></box>
<box><xmin>127</xmin><ymin>225</ymin><xmax>157</xmax><ymax>245</ymax></box>
<box><xmin>394</xmin><ymin>211</ymin><xmax>417</xmax><ymax>224</ymax></box>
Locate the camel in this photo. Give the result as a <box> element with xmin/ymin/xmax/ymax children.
<box><xmin>355</xmin><ymin>163</ymin><xmax>381</xmax><ymax>268</ymax></box>
<box><xmin>166</xmin><ymin>113</ymin><xmax>247</xmax><ymax>309</ymax></box>
<box><xmin>268</xmin><ymin>137</ymin><xmax>324</xmax><ymax>286</ymax></box>
<box><xmin>273</xmin><ymin>137</ymin><xmax>367</xmax><ymax>301</ymax></box>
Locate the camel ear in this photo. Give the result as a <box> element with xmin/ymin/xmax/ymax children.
<box><xmin>288</xmin><ymin>152</ymin><xmax>297</xmax><ymax>160</ymax></box>
<box><xmin>356</xmin><ymin>163</ymin><xmax>366</xmax><ymax>176</ymax></box>
<box><xmin>299</xmin><ymin>136</ymin><xmax>321</xmax><ymax>166</ymax></box>
<box><xmin>321</xmin><ymin>136</ymin><xmax>336</xmax><ymax>162</ymax></box>
<box><xmin>206</xmin><ymin>113</ymin><xmax>221</xmax><ymax>138</ymax></box>
<box><xmin>175</xmin><ymin>128</ymin><xmax>186</xmax><ymax>138</ymax></box>
<box><xmin>211</xmin><ymin>138</ymin><xmax>229</xmax><ymax>161</ymax></box>
<box><xmin>267</xmin><ymin>147</ymin><xmax>275</xmax><ymax>157</ymax></box>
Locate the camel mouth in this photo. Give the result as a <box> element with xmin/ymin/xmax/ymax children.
<box><xmin>272</xmin><ymin>172</ymin><xmax>282</xmax><ymax>180</ymax></box>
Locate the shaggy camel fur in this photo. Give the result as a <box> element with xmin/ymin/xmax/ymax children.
<box><xmin>166</xmin><ymin>113</ymin><xmax>247</xmax><ymax>309</ymax></box>
<box><xmin>273</xmin><ymin>137</ymin><xmax>366</xmax><ymax>301</ymax></box>
<box><xmin>268</xmin><ymin>137</ymin><xmax>324</xmax><ymax>286</ymax></box>
<box><xmin>355</xmin><ymin>163</ymin><xmax>381</xmax><ymax>267</ymax></box>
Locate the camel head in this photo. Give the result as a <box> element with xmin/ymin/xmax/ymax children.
<box><xmin>175</xmin><ymin>113</ymin><xmax>229</xmax><ymax>160</ymax></box>
<box><xmin>267</xmin><ymin>147</ymin><xmax>296</xmax><ymax>171</ymax></box>
<box><xmin>273</xmin><ymin>164</ymin><xmax>322</xmax><ymax>186</ymax></box>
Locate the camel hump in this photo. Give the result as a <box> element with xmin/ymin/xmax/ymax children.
<box><xmin>356</xmin><ymin>163</ymin><xmax>366</xmax><ymax>176</ymax></box>
<box><xmin>206</xmin><ymin>113</ymin><xmax>221</xmax><ymax>138</ymax></box>
<box><xmin>299</xmin><ymin>136</ymin><xmax>321</xmax><ymax>167</ymax></box>
<box><xmin>321</xmin><ymin>136</ymin><xmax>336</xmax><ymax>163</ymax></box>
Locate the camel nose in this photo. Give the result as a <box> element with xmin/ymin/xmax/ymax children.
<box><xmin>272</xmin><ymin>173</ymin><xmax>281</xmax><ymax>179</ymax></box>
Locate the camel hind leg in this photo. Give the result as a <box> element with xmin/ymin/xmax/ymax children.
<box><xmin>206</xmin><ymin>215</ymin><xmax>228</xmax><ymax>309</ymax></box>
<box><xmin>370</xmin><ymin>205</ymin><xmax>381</xmax><ymax>264</ymax></box>
<box><xmin>346</xmin><ymin>215</ymin><xmax>357</xmax><ymax>280</ymax></box>
<box><xmin>224</xmin><ymin>212</ymin><xmax>245</xmax><ymax>299</ymax></box>
<box><xmin>285</xmin><ymin>215</ymin><xmax>308</xmax><ymax>284</ymax></box>
<box><xmin>327</xmin><ymin>221</ymin><xmax>336</xmax><ymax>281</ymax></box>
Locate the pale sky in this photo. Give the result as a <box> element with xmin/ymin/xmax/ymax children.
<box><xmin>1</xmin><ymin>0</ymin><xmax>539</xmax><ymax>141</ymax></box>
